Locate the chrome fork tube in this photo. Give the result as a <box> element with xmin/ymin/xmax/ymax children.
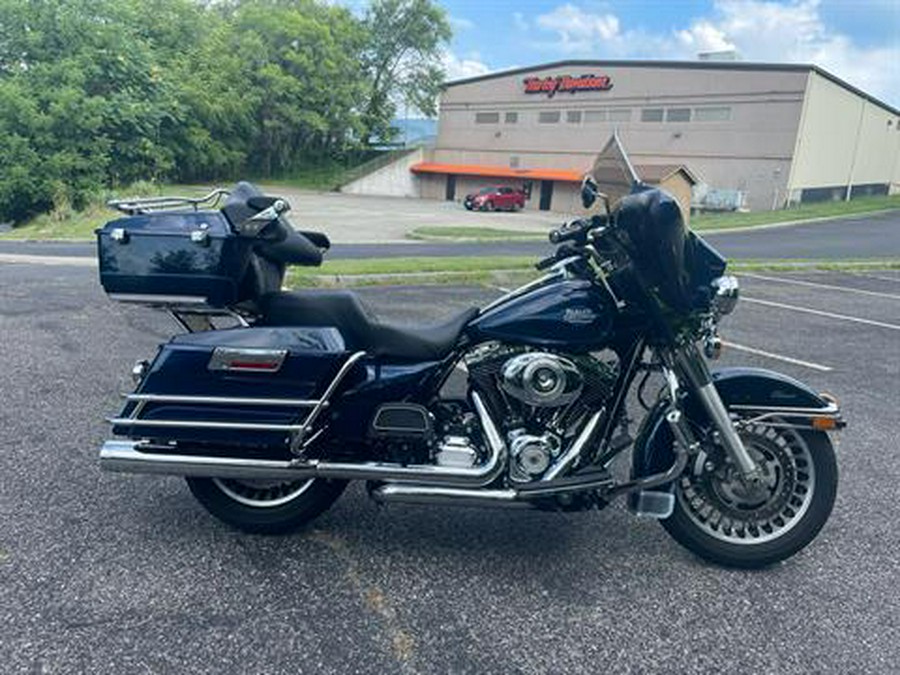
<box><xmin>669</xmin><ymin>345</ymin><xmax>761</xmax><ymax>480</ymax></box>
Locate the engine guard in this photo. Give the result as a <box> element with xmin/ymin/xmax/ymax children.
<box><xmin>631</xmin><ymin>366</ymin><xmax>845</xmax><ymax>481</ymax></box>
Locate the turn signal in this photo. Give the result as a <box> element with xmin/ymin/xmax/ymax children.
<box><xmin>811</xmin><ymin>417</ymin><xmax>837</xmax><ymax>431</ymax></box>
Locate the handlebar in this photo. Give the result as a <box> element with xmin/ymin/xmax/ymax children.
<box><xmin>548</xmin><ymin>214</ymin><xmax>608</xmax><ymax>245</ymax></box>
<box><xmin>535</xmin><ymin>244</ymin><xmax>581</xmax><ymax>271</ymax></box>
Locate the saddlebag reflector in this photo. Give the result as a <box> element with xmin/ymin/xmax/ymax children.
<box><xmin>208</xmin><ymin>347</ymin><xmax>287</xmax><ymax>373</ymax></box>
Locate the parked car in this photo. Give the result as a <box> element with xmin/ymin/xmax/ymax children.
<box><xmin>464</xmin><ymin>186</ymin><xmax>526</xmax><ymax>211</ymax></box>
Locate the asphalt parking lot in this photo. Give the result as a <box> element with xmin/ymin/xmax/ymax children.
<box><xmin>1</xmin><ymin>261</ymin><xmax>899</xmax><ymax>674</ymax></box>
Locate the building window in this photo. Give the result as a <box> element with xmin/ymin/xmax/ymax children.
<box><xmin>505</xmin><ymin>112</ymin><xmax>518</xmax><ymax>124</ymax></box>
<box><xmin>666</xmin><ymin>108</ymin><xmax>691</xmax><ymax>122</ymax></box>
<box><xmin>584</xmin><ymin>110</ymin><xmax>607</xmax><ymax>123</ymax></box>
<box><xmin>475</xmin><ymin>112</ymin><xmax>500</xmax><ymax>124</ymax></box>
<box><xmin>566</xmin><ymin>110</ymin><xmax>582</xmax><ymax>124</ymax></box>
<box><xmin>641</xmin><ymin>108</ymin><xmax>664</xmax><ymax>122</ymax></box>
<box><xmin>538</xmin><ymin>111</ymin><xmax>561</xmax><ymax>124</ymax></box>
<box><xmin>609</xmin><ymin>108</ymin><xmax>631</xmax><ymax>122</ymax></box>
<box><xmin>694</xmin><ymin>106</ymin><xmax>731</xmax><ymax>121</ymax></box>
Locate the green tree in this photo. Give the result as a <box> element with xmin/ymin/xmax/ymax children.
<box><xmin>361</xmin><ymin>0</ymin><xmax>451</xmax><ymax>144</ymax></box>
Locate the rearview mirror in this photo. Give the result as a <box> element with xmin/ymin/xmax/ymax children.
<box><xmin>581</xmin><ymin>176</ymin><xmax>599</xmax><ymax>208</ymax></box>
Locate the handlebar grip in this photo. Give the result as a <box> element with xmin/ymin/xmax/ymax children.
<box><xmin>549</xmin><ymin>223</ymin><xmax>583</xmax><ymax>245</ymax></box>
<box><xmin>535</xmin><ymin>255</ymin><xmax>556</xmax><ymax>271</ymax></box>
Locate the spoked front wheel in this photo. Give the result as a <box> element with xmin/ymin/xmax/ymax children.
<box><xmin>186</xmin><ymin>476</ymin><xmax>347</xmax><ymax>534</ymax></box>
<box><xmin>661</xmin><ymin>424</ymin><xmax>838</xmax><ymax>568</ymax></box>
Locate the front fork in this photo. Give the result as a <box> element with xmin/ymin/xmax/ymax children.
<box><xmin>662</xmin><ymin>343</ymin><xmax>762</xmax><ymax>482</ymax></box>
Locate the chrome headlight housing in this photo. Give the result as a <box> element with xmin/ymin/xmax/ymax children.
<box><xmin>711</xmin><ymin>275</ymin><xmax>739</xmax><ymax>316</ymax></box>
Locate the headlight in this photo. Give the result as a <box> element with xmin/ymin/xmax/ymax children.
<box><xmin>711</xmin><ymin>275</ymin><xmax>739</xmax><ymax>316</ymax></box>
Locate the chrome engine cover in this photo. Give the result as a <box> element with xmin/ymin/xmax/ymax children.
<box><xmin>508</xmin><ymin>429</ymin><xmax>561</xmax><ymax>481</ymax></box>
<box><xmin>500</xmin><ymin>352</ymin><xmax>583</xmax><ymax>408</ymax></box>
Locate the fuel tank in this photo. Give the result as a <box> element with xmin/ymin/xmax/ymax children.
<box><xmin>467</xmin><ymin>278</ymin><xmax>614</xmax><ymax>351</ymax></box>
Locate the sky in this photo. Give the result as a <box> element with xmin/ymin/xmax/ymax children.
<box><xmin>435</xmin><ymin>0</ymin><xmax>900</xmax><ymax>108</ymax></box>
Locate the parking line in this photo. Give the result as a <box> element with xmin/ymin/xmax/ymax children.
<box><xmin>851</xmin><ymin>272</ymin><xmax>900</xmax><ymax>284</ymax></box>
<box><xmin>740</xmin><ymin>272</ymin><xmax>900</xmax><ymax>300</ymax></box>
<box><xmin>0</xmin><ymin>253</ymin><xmax>95</xmax><ymax>267</ymax></box>
<box><xmin>743</xmin><ymin>296</ymin><xmax>900</xmax><ymax>332</ymax></box>
<box><xmin>723</xmin><ymin>341</ymin><xmax>832</xmax><ymax>372</ymax></box>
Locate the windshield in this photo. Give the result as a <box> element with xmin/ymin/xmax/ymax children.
<box><xmin>478</xmin><ymin>187</ymin><xmax>496</xmax><ymax>195</ymax></box>
<box><xmin>588</xmin><ymin>132</ymin><xmax>640</xmax><ymax>205</ymax></box>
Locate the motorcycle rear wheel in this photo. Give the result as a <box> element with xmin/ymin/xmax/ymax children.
<box><xmin>186</xmin><ymin>476</ymin><xmax>347</xmax><ymax>534</ymax></box>
<box><xmin>661</xmin><ymin>426</ymin><xmax>838</xmax><ymax>568</ymax></box>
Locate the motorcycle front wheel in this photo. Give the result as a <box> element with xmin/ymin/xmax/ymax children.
<box><xmin>661</xmin><ymin>425</ymin><xmax>838</xmax><ymax>568</ymax></box>
<box><xmin>186</xmin><ymin>476</ymin><xmax>347</xmax><ymax>534</ymax></box>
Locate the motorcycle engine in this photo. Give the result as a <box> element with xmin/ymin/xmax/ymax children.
<box><xmin>465</xmin><ymin>344</ymin><xmax>619</xmax><ymax>482</ymax></box>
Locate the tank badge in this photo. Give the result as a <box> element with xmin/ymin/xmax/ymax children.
<box><xmin>563</xmin><ymin>307</ymin><xmax>596</xmax><ymax>324</ymax></box>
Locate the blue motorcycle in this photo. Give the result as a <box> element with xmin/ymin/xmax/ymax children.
<box><xmin>97</xmin><ymin>179</ymin><xmax>843</xmax><ymax>568</ymax></box>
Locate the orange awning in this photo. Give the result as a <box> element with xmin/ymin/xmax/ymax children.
<box><xmin>410</xmin><ymin>162</ymin><xmax>584</xmax><ymax>182</ymax></box>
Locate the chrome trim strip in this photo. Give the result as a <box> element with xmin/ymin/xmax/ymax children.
<box><xmin>110</xmin><ymin>293</ymin><xmax>208</xmax><ymax>305</ymax></box>
<box><xmin>125</xmin><ymin>394</ymin><xmax>319</xmax><ymax>407</ymax></box>
<box><xmin>729</xmin><ymin>403</ymin><xmax>840</xmax><ymax>416</ymax></box>
<box><xmin>108</xmin><ymin>418</ymin><xmax>305</xmax><ymax>432</ymax></box>
<box><xmin>479</xmin><ymin>272</ymin><xmax>559</xmax><ymax>316</ymax></box>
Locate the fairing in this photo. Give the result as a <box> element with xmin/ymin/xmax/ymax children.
<box><xmin>615</xmin><ymin>188</ymin><xmax>726</xmax><ymax>312</ymax></box>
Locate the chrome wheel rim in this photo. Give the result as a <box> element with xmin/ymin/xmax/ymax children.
<box><xmin>676</xmin><ymin>424</ymin><xmax>816</xmax><ymax>545</ymax></box>
<box><xmin>212</xmin><ymin>477</ymin><xmax>315</xmax><ymax>508</ymax></box>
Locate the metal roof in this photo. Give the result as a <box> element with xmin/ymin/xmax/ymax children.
<box><xmin>444</xmin><ymin>59</ymin><xmax>900</xmax><ymax>117</ymax></box>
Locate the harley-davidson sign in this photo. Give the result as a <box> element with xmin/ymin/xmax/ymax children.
<box><xmin>523</xmin><ymin>74</ymin><xmax>613</xmax><ymax>98</ymax></box>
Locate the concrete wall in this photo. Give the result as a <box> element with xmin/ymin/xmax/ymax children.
<box><xmin>788</xmin><ymin>71</ymin><xmax>900</xmax><ymax>200</ymax></box>
<box><xmin>437</xmin><ymin>62</ymin><xmax>808</xmax><ymax>210</ymax></box>
<box><xmin>341</xmin><ymin>147</ymin><xmax>426</xmax><ymax>198</ymax></box>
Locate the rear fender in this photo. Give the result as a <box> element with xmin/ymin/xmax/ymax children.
<box><xmin>631</xmin><ymin>367</ymin><xmax>843</xmax><ymax>480</ymax></box>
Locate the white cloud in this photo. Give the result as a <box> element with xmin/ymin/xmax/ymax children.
<box><xmin>536</xmin><ymin>4</ymin><xmax>621</xmax><ymax>52</ymax></box>
<box><xmin>442</xmin><ymin>50</ymin><xmax>491</xmax><ymax>81</ymax></box>
<box><xmin>532</xmin><ymin>0</ymin><xmax>899</xmax><ymax>105</ymax></box>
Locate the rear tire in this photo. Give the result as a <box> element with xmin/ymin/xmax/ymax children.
<box><xmin>661</xmin><ymin>427</ymin><xmax>837</xmax><ymax>568</ymax></box>
<box><xmin>186</xmin><ymin>476</ymin><xmax>347</xmax><ymax>534</ymax></box>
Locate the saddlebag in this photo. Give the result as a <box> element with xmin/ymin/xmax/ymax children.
<box><xmin>111</xmin><ymin>326</ymin><xmax>359</xmax><ymax>450</ymax></box>
<box><xmin>97</xmin><ymin>210</ymin><xmax>254</xmax><ymax>308</ymax></box>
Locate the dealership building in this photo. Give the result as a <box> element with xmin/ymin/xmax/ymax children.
<box><xmin>347</xmin><ymin>59</ymin><xmax>900</xmax><ymax>213</ymax></box>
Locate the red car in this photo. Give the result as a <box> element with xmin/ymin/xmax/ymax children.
<box><xmin>463</xmin><ymin>186</ymin><xmax>526</xmax><ymax>211</ymax></box>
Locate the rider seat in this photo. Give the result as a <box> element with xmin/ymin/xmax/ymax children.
<box><xmin>258</xmin><ymin>291</ymin><xmax>478</xmax><ymax>361</ymax></box>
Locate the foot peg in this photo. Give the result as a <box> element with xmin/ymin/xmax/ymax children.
<box><xmin>628</xmin><ymin>490</ymin><xmax>675</xmax><ymax>519</ymax></box>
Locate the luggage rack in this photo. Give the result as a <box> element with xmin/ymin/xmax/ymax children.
<box><xmin>106</xmin><ymin>293</ymin><xmax>253</xmax><ymax>330</ymax></box>
<box><xmin>108</xmin><ymin>188</ymin><xmax>230</xmax><ymax>216</ymax></box>
<box><xmin>108</xmin><ymin>351</ymin><xmax>367</xmax><ymax>454</ymax></box>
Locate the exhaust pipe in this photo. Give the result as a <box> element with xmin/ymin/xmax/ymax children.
<box><xmin>100</xmin><ymin>392</ymin><xmax>506</xmax><ymax>487</ymax></box>
<box><xmin>369</xmin><ymin>484</ymin><xmax>530</xmax><ymax>509</ymax></box>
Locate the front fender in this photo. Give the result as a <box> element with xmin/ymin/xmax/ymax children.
<box><xmin>632</xmin><ymin>367</ymin><xmax>842</xmax><ymax>480</ymax></box>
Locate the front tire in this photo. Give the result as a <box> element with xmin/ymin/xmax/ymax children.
<box><xmin>661</xmin><ymin>426</ymin><xmax>838</xmax><ymax>568</ymax></box>
<box><xmin>186</xmin><ymin>476</ymin><xmax>347</xmax><ymax>534</ymax></box>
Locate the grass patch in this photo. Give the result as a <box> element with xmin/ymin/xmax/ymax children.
<box><xmin>288</xmin><ymin>255</ymin><xmax>535</xmax><ymax>278</ymax></box>
<box><xmin>408</xmin><ymin>226</ymin><xmax>544</xmax><ymax>241</ymax></box>
<box><xmin>285</xmin><ymin>255</ymin><xmax>900</xmax><ymax>287</ymax></box>
<box><xmin>249</xmin><ymin>163</ymin><xmax>351</xmax><ymax>192</ymax></box>
<box><xmin>692</xmin><ymin>194</ymin><xmax>900</xmax><ymax>231</ymax></box>
<box><xmin>1</xmin><ymin>183</ymin><xmax>209</xmax><ymax>240</ymax></box>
